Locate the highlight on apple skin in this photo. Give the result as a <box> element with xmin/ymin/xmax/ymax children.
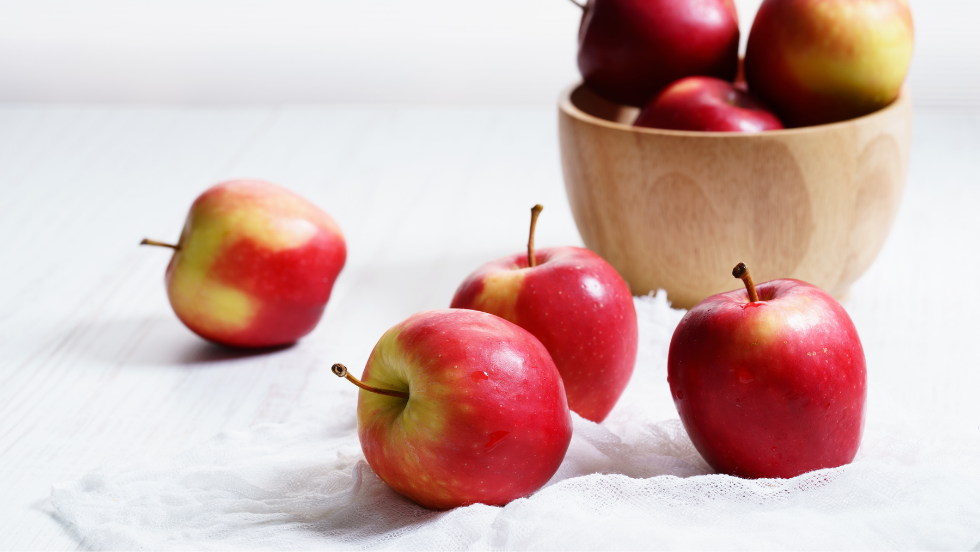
<box><xmin>143</xmin><ymin>179</ymin><xmax>346</xmax><ymax>348</ymax></box>
<box><xmin>348</xmin><ymin>309</ymin><xmax>573</xmax><ymax>510</ymax></box>
<box><xmin>668</xmin><ymin>266</ymin><xmax>867</xmax><ymax>479</ymax></box>
<box><xmin>744</xmin><ymin>0</ymin><xmax>914</xmax><ymax>127</ymax></box>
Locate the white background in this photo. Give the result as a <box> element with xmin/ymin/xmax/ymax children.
<box><xmin>0</xmin><ymin>0</ymin><xmax>976</xmax><ymax>105</ymax></box>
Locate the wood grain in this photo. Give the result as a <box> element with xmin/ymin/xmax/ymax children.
<box><xmin>559</xmin><ymin>83</ymin><xmax>913</xmax><ymax>308</ymax></box>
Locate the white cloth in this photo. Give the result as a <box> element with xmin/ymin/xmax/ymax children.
<box><xmin>51</xmin><ymin>293</ymin><xmax>980</xmax><ymax>550</ymax></box>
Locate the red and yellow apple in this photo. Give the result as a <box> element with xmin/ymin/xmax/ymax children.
<box><xmin>668</xmin><ymin>264</ymin><xmax>866</xmax><ymax>479</ymax></box>
<box><xmin>744</xmin><ymin>0</ymin><xmax>914</xmax><ymax>127</ymax></box>
<box><xmin>451</xmin><ymin>206</ymin><xmax>637</xmax><ymax>423</ymax></box>
<box><xmin>634</xmin><ymin>76</ymin><xmax>784</xmax><ymax>132</ymax></box>
<box><xmin>576</xmin><ymin>0</ymin><xmax>741</xmax><ymax>107</ymax></box>
<box><xmin>142</xmin><ymin>179</ymin><xmax>346</xmax><ymax>348</ymax></box>
<box><xmin>337</xmin><ymin>309</ymin><xmax>573</xmax><ymax>510</ymax></box>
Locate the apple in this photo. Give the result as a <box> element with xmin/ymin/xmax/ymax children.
<box><xmin>634</xmin><ymin>76</ymin><xmax>784</xmax><ymax>132</ymax></box>
<box><xmin>141</xmin><ymin>179</ymin><xmax>346</xmax><ymax>348</ymax></box>
<box><xmin>667</xmin><ymin>263</ymin><xmax>866</xmax><ymax>479</ymax></box>
<box><xmin>744</xmin><ymin>0</ymin><xmax>914</xmax><ymax>127</ymax></box>
<box><xmin>576</xmin><ymin>0</ymin><xmax>740</xmax><ymax>107</ymax></box>
<box><xmin>332</xmin><ymin>308</ymin><xmax>573</xmax><ymax>510</ymax></box>
<box><xmin>450</xmin><ymin>205</ymin><xmax>637</xmax><ymax>423</ymax></box>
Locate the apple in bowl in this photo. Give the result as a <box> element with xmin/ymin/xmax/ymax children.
<box><xmin>634</xmin><ymin>76</ymin><xmax>783</xmax><ymax>132</ymax></box>
<box><xmin>576</xmin><ymin>0</ymin><xmax>740</xmax><ymax>107</ymax></box>
<box><xmin>333</xmin><ymin>309</ymin><xmax>573</xmax><ymax>509</ymax></box>
<box><xmin>745</xmin><ymin>0</ymin><xmax>914</xmax><ymax>127</ymax></box>
<box><xmin>142</xmin><ymin>180</ymin><xmax>346</xmax><ymax>348</ymax></box>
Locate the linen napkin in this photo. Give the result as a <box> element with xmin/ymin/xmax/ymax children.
<box><xmin>51</xmin><ymin>293</ymin><xmax>980</xmax><ymax>550</ymax></box>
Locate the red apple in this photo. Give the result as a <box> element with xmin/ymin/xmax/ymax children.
<box><xmin>634</xmin><ymin>76</ymin><xmax>784</xmax><ymax>132</ymax></box>
<box><xmin>576</xmin><ymin>0</ymin><xmax>740</xmax><ymax>107</ymax></box>
<box><xmin>333</xmin><ymin>309</ymin><xmax>573</xmax><ymax>510</ymax></box>
<box><xmin>450</xmin><ymin>206</ymin><xmax>637</xmax><ymax>423</ymax></box>
<box><xmin>745</xmin><ymin>0</ymin><xmax>914</xmax><ymax>127</ymax></box>
<box><xmin>142</xmin><ymin>179</ymin><xmax>346</xmax><ymax>348</ymax></box>
<box><xmin>668</xmin><ymin>263</ymin><xmax>866</xmax><ymax>479</ymax></box>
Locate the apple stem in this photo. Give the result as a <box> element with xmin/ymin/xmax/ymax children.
<box><xmin>528</xmin><ymin>204</ymin><xmax>544</xmax><ymax>268</ymax></box>
<box><xmin>732</xmin><ymin>262</ymin><xmax>759</xmax><ymax>303</ymax></box>
<box><xmin>140</xmin><ymin>238</ymin><xmax>179</xmax><ymax>250</ymax></box>
<box><xmin>331</xmin><ymin>363</ymin><xmax>409</xmax><ymax>400</ymax></box>
<box><xmin>566</xmin><ymin>0</ymin><xmax>587</xmax><ymax>10</ymax></box>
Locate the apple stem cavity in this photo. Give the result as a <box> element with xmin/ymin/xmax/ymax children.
<box><xmin>528</xmin><ymin>204</ymin><xmax>544</xmax><ymax>268</ymax></box>
<box><xmin>331</xmin><ymin>363</ymin><xmax>409</xmax><ymax>400</ymax></box>
<box><xmin>140</xmin><ymin>238</ymin><xmax>179</xmax><ymax>250</ymax></box>
<box><xmin>732</xmin><ymin>262</ymin><xmax>759</xmax><ymax>303</ymax></box>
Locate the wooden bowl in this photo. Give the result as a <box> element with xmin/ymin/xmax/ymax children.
<box><xmin>558</xmin><ymin>83</ymin><xmax>912</xmax><ymax>309</ymax></box>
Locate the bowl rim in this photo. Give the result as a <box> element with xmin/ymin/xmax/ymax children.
<box><xmin>558</xmin><ymin>82</ymin><xmax>911</xmax><ymax>138</ymax></box>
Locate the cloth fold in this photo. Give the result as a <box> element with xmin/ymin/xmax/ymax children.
<box><xmin>51</xmin><ymin>293</ymin><xmax>980</xmax><ymax>550</ymax></box>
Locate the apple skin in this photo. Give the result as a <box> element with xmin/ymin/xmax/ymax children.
<box><xmin>356</xmin><ymin>309</ymin><xmax>573</xmax><ymax>510</ymax></box>
<box><xmin>745</xmin><ymin>0</ymin><xmax>914</xmax><ymax>127</ymax></box>
<box><xmin>450</xmin><ymin>247</ymin><xmax>637</xmax><ymax>423</ymax></box>
<box><xmin>577</xmin><ymin>0</ymin><xmax>740</xmax><ymax>107</ymax></box>
<box><xmin>634</xmin><ymin>76</ymin><xmax>784</xmax><ymax>132</ymax></box>
<box><xmin>667</xmin><ymin>279</ymin><xmax>866</xmax><ymax>479</ymax></box>
<box><xmin>163</xmin><ymin>180</ymin><xmax>346</xmax><ymax>348</ymax></box>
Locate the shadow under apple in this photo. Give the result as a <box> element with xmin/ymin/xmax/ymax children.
<box><xmin>68</xmin><ymin>315</ymin><xmax>294</xmax><ymax>368</ymax></box>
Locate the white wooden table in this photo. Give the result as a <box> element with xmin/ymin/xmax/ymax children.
<box><xmin>1</xmin><ymin>105</ymin><xmax>978</xmax><ymax>549</ymax></box>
